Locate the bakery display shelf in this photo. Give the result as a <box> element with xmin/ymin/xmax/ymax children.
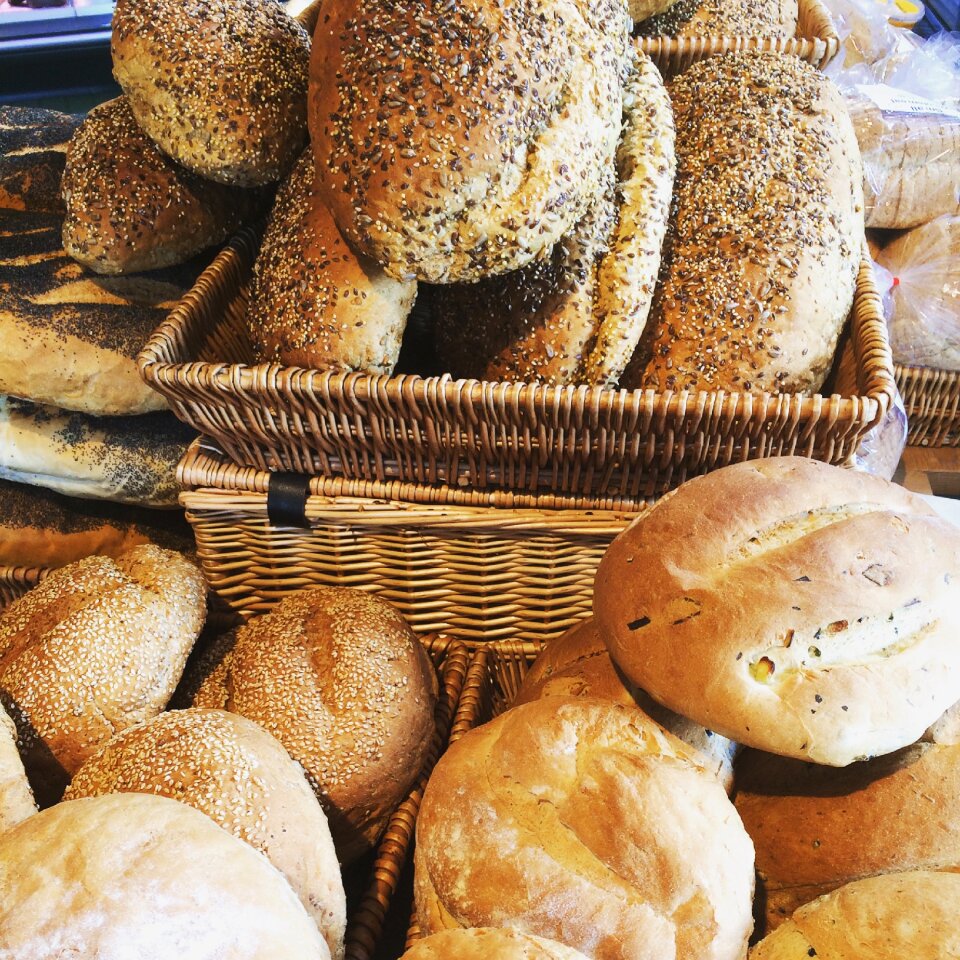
<box><xmin>896</xmin><ymin>363</ymin><xmax>960</xmax><ymax>447</ymax></box>
<box><xmin>177</xmin><ymin>436</ymin><xmax>648</xmax><ymax>642</ymax></box>
<box><xmin>0</xmin><ymin>566</ymin><xmax>47</xmax><ymax>609</ymax></box>
<box><xmin>141</xmin><ymin>229</ymin><xmax>895</xmax><ymax>505</ymax></box>
<box><xmin>639</xmin><ymin>0</ymin><xmax>840</xmax><ymax>74</ymax></box>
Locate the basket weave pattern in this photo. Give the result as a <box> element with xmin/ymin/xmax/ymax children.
<box><xmin>0</xmin><ymin>567</ymin><xmax>45</xmax><ymax>610</ymax></box>
<box><xmin>896</xmin><ymin>364</ymin><xmax>960</xmax><ymax>448</ymax></box>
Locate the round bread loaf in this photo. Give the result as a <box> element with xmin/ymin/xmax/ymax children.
<box><xmin>309</xmin><ymin>0</ymin><xmax>630</xmax><ymax>283</ymax></box>
<box><xmin>621</xmin><ymin>53</ymin><xmax>863</xmax><ymax>395</ymax></box>
<box><xmin>0</xmin><ymin>398</ymin><xmax>195</xmax><ymax>507</ymax></box>
<box><xmin>637</xmin><ymin>0</ymin><xmax>796</xmax><ymax>37</ymax></box>
<box><xmin>402</xmin><ymin>929</ymin><xmax>592</xmax><ymax>960</ymax></box>
<box><xmin>736</xmin><ymin>740</ymin><xmax>960</xmax><ymax>931</ymax></box>
<box><xmin>249</xmin><ymin>151</ymin><xmax>416</xmax><ymax>372</ymax></box>
<box><xmin>0</xmin><ymin>105</ymin><xmax>80</xmax><ymax>213</ymax></box>
<box><xmin>0</xmin><ymin>793</ymin><xmax>331</xmax><ymax>959</ymax></box>
<box><xmin>0</xmin><ymin>701</ymin><xmax>35</xmax><ymax>832</ymax></box>
<box><xmin>62</xmin><ymin>97</ymin><xmax>261</xmax><ymax>275</ymax></box>
<box><xmin>66</xmin><ymin>708</ymin><xmax>346</xmax><ymax>959</ymax></box>
<box><xmin>415</xmin><ymin>696</ymin><xmax>755</xmax><ymax>960</ymax></box>
<box><xmin>594</xmin><ymin>457</ymin><xmax>960</xmax><ymax>767</ymax></box>
<box><xmin>514</xmin><ymin>618</ymin><xmax>739</xmax><ymax>793</ymax></box>
<box><xmin>0</xmin><ymin>478</ymin><xmax>193</xmax><ymax>568</ymax></box>
<box><xmin>0</xmin><ymin>545</ymin><xmax>206</xmax><ymax>805</ymax></box>
<box><xmin>433</xmin><ymin>47</ymin><xmax>674</xmax><ymax>386</ymax></box>
<box><xmin>112</xmin><ymin>0</ymin><xmax>310</xmax><ymax>187</ymax></box>
<box><xmin>194</xmin><ymin>587</ymin><xmax>437</xmax><ymax>864</ymax></box>
<box><xmin>749</xmin><ymin>871</ymin><xmax>960</xmax><ymax>959</ymax></box>
<box><xmin>0</xmin><ymin>209</ymin><xmax>199</xmax><ymax>415</ymax></box>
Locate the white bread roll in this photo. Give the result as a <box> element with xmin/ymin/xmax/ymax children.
<box><xmin>594</xmin><ymin>457</ymin><xmax>960</xmax><ymax>766</ymax></box>
<box><xmin>0</xmin><ymin>545</ymin><xmax>206</xmax><ymax>805</ymax></box>
<box><xmin>0</xmin><ymin>793</ymin><xmax>330</xmax><ymax>959</ymax></box>
<box><xmin>402</xmin><ymin>929</ymin><xmax>592</xmax><ymax>960</ymax></box>
<box><xmin>194</xmin><ymin>587</ymin><xmax>437</xmax><ymax>865</ymax></box>
<box><xmin>0</xmin><ymin>702</ymin><xmax>35</xmax><ymax>832</ymax></box>
<box><xmin>415</xmin><ymin>696</ymin><xmax>755</xmax><ymax>960</ymax></box>
<box><xmin>66</xmin><ymin>708</ymin><xmax>346</xmax><ymax>959</ymax></box>
<box><xmin>514</xmin><ymin>618</ymin><xmax>739</xmax><ymax>794</ymax></box>
<box><xmin>749</xmin><ymin>871</ymin><xmax>960</xmax><ymax>959</ymax></box>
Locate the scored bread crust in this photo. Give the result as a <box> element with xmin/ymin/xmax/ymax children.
<box><xmin>310</xmin><ymin>0</ymin><xmax>630</xmax><ymax>283</ymax></box>
<box><xmin>0</xmin><ymin>794</ymin><xmax>331</xmax><ymax>960</ymax></box>
<box><xmin>112</xmin><ymin>0</ymin><xmax>310</xmax><ymax>187</ymax></box>
<box><xmin>401</xmin><ymin>928</ymin><xmax>593</xmax><ymax>960</ymax></box>
<box><xmin>414</xmin><ymin>696</ymin><xmax>755</xmax><ymax>960</ymax></box>
<box><xmin>735</xmin><ymin>741</ymin><xmax>960</xmax><ymax>931</ymax></box>
<box><xmin>434</xmin><ymin>47</ymin><xmax>675</xmax><ymax>386</ymax></box>
<box><xmin>0</xmin><ymin>545</ymin><xmax>206</xmax><ymax>805</ymax></box>
<box><xmin>622</xmin><ymin>53</ymin><xmax>863</xmax><ymax>396</ymax></box>
<box><xmin>249</xmin><ymin>151</ymin><xmax>416</xmax><ymax>373</ymax></box>
<box><xmin>594</xmin><ymin>457</ymin><xmax>960</xmax><ymax>766</ymax></box>
<box><xmin>66</xmin><ymin>708</ymin><xmax>347</xmax><ymax>960</ymax></box>
<box><xmin>62</xmin><ymin>97</ymin><xmax>260</xmax><ymax>275</ymax></box>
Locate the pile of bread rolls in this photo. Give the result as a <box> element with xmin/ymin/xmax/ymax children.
<box><xmin>0</xmin><ymin>558</ymin><xmax>439</xmax><ymax>958</ymax></box>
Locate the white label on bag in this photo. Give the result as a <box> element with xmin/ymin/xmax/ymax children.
<box><xmin>856</xmin><ymin>84</ymin><xmax>960</xmax><ymax>121</ymax></box>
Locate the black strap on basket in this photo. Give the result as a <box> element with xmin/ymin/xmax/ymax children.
<box><xmin>266</xmin><ymin>472</ymin><xmax>312</xmax><ymax>528</ymax></box>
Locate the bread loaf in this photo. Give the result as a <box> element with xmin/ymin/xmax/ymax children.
<box><xmin>0</xmin><ymin>397</ymin><xmax>195</xmax><ymax>507</ymax></box>
<box><xmin>415</xmin><ymin>696</ymin><xmax>755</xmax><ymax>960</ymax></box>
<box><xmin>194</xmin><ymin>587</ymin><xmax>437</xmax><ymax>864</ymax></box>
<box><xmin>636</xmin><ymin>0</ymin><xmax>796</xmax><ymax>38</ymax></box>
<box><xmin>594</xmin><ymin>457</ymin><xmax>960</xmax><ymax>766</ymax></box>
<box><xmin>0</xmin><ymin>106</ymin><xmax>80</xmax><ymax>213</ymax></box>
<box><xmin>736</xmin><ymin>742</ymin><xmax>960</xmax><ymax>930</ymax></box>
<box><xmin>0</xmin><ymin>478</ymin><xmax>193</xmax><ymax>568</ymax></box>
<box><xmin>67</xmin><ymin>708</ymin><xmax>347</xmax><ymax>959</ymax></box>
<box><xmin>749</xmin><ymin>871</ymin><xmax>960</xmax><ymax>959</ymax></box>
<box><xmin>433</xmin><ymin>48</ymin><xmax>674</xmax><ymax>386</ymax></box>
<box><xmin>621</xmin><ymin>53</ymin><xmax>863</xmax><ymax>396</ymax></box>
<box><xmin>0</xmin><ymin>793</ymin><xmax>331</xmax><ymax>959</ymax></box>
<box><xmin>309</xmin><ymin>0</ymin><xmax>630</xmax><ymax>283</ymax></box>
<box><xmin>112</xmin><ymin>0</ymin><xmax>311</xmax><ymax>187</ymax></box>
<box><xmin>0</xmin><ymin>545</ymin><xmax>206</xmax><ymax>804</ymax></box>
<box><xmin>0</xmin><ymin>701</ymin><xmax>35</xmax><ymax>832</ymax></box>
<box><xmin>514</xmin><ymin>618</ymin><xmax>739</xmax><ymax>793</ymax></box>
<box><xmin>401</xmin><ymin>929</ymin><xmax>591</xmax><ymax>960</ymax></box>
<box><xmin>249</xmin><ymin>151</ymin><xmax>416</xmax><ymax>372</ymax></box>
<box><xmin>62</xmin><ymin>97</ymin><xmax>261</xmax><ymax>275</ymax></box>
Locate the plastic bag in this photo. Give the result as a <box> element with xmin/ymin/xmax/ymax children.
<box><xmin>875</xmin><ymin>215</ymin><xmax>960</xmax><ymax>370</ymax></box>
<box><xmin>822</xmin><ymin>0</ymin><xmax>920</xmax><ymax>76</ymax></box>
<box><xmin>851</xmin><ymin>387</ymin><xmax>908</xmax><ymax>479</ymax></box>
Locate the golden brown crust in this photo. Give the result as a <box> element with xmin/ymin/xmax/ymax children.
<box><xmin>62</xmin><ymin>97</ymin><xmax>260</xmax><ymax>275</ymax></box>
<box><xmin>594</xmin><ymin>457</ymin><xmax>960</xmax><ymax>766</ymax></box>
<box><xmin>309</xmin><ymin>0</ymin><xmax>630</xmax><ymax>283</ymax></box>
<box><xmin>621</xmin><ymin>53</ymin><xmax>863</xmax><ymax>396</ymax></box>
<box><xmin>401</xmin><ymin>929</ymin><xmax>592</xmax><ymax>960</ymax></box>
<box><xmin>414</xmin><ymin>696</ymin><xmax>755</xmax><ymax>960</ymax></box>
<box><xmin>0</xmin><ymin>545</ymin><xmax>206</xmax><ymax>804</ymax></box>
<box><xmin>636</xmin><ymin>0</ymin><xmax>796</xmax><ymax>37</ymax></box>
<box><xmin>67</xmin><ymin>708</ymin><xmax>347</xmax><ymax>960</ymax></box>
<box><xmin>514</xmin><ymin>618</ymin><xmax>739</xmax><ymax>793</ymax></box>
<box><xmin>249</xmin><ymin>151</ymin><xmax>416</xmax><ymax>372</ymax></box>
<box><xmin>112</xmin><ymin>0</ymin><xmax>310</xmax><ymax>187</ymax></box>
<box><xmin>194</xmin><ymin>587</ymin><xmax>437</xmax><ymax>864</ymax></box>
<box><xmin>0</xmin><ymin>794</ymin><xmax>331</xmax><ymax>959</ymax></box>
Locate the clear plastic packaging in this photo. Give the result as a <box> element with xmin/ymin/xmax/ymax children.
<box><xmin>876</xmin><ymin>215</ymin><xmax>960</xmax><ymax>370</ymax></box>
<box><xmin>851</xmin><ymin>386</ymin><xmax>908</xmax><ymax>479</ymax></box>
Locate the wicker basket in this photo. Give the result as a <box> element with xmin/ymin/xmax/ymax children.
<box><xmin>639</xmin><ymin>0</ymin><xmax>840</xmax><ymax>73</ymax></box>
<box><xmin>0</xmin><ymin>566</ymin><xmax>46</xmax><ymax>610</ymax></box>
<box><xmin>896</xmin><ymin>364</ymin><xmax>960</xmax><ymax>448</ymax></box>
<box><xmin>141</xmin><ymin>228</ymin><xmax>894</xmax><ymax>503</ymax></box>
<box><xmin>178</xmin><ymin>437</ymin><xmax>645</xmax><ymax>642</ymax></box>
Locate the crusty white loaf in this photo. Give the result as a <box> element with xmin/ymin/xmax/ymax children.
<box><xmin>622</xmin><ymin>53</ymin><xmax>863</xmax><ymax>396</ymax></box>
<box><xmin>749</xmin><ymin>871</ymin><xmax>960</xmax><ymax>959</ymax></box>
<box><xmin>0</xmin><ymin>794</ymin><xmax>331</xmax><ymax>959</ymax></box>
<box><xmin>594</xmin><ymin>457</ymin><xmax>960</xmax><ymax>766</ymax></box>
<box><xmin>415</xmin><ymin>696</ymin><xmax>755</xmax><ymax>960</ymax></box>
<box><xmin>0</xmin><ymin>701</ymin><xmax>36</xmax><ymax>832</ymax></box>
<box><xmin>67</xmin><ymin>709</ymin><xmax>347</xmax><ymax>960</ymax></box>
<box><xmin>401</xmin><ymin>929</ymin><xmax>592</xmax><ymax>960</ymax></box>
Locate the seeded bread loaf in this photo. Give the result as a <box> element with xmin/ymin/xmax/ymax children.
<box><xmin>0</xmin><ymin>106</ymin><xmax>80</xmax><ymax>213</ymax></box>
<box><xmin>636</xmin><ymin>0</ymin><xmax>796</xmax><ymax>38</ymax></box>
<box><xmin>249</xmin><ymin>151</ymin><xmax>416</xmax><ymax>372</ymax></box>
<box><xmin>433</xmin><ymin>48</ymin><xmax>675</xmax><ymax>386</ymax></box>
<box><xmin>594</xmin><ymin>457</ymin><xmax>960</xmax><ymax>766</ymax></box>
<box><xmin>194</xmin><ymin>587</ymin><xmax>438</xmax><ymax>865</ymax></box>
<box><xmin>62</xmin><ymin>97</ymin><xmax>260</xmax><ymax>274</ymax></box>
<box><xmin>309</xmin><ymin>0</ymin><xmax>631</xmax><ymax>283</ymax></box>
<box><xmin>112</xmin><ymin>0</ymin><xmax>310</xmax><ymax>187</ymax></box>
<box><xmin>622</xmin><ymin>53</ymin><xmax>863</xmax><ymax>396</ymax></box>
